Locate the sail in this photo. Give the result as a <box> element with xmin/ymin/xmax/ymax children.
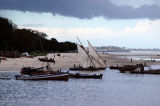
<box><xmin>88</xmin><ymin>41</ymin><xmax>106</xmax><ymax>68</ymax></box>
<box><xmin>77</xmin><ymin>44</ymin><xmax>94</xmax><ymax>68</ymax></box>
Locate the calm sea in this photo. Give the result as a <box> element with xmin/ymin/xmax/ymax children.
<box><xmin>102</xmin><ymin>51</ymin><xmax>160</xmax><ymax>61</ymax></box>
<box><xmin>101</xmin><ymin>51</ymin><xmax>160</xmax><ymax>55</ymax></box>
<box><xmin>1</xmin><ymin>69</ymin><xmax>160</xmax><ymax>106</ymax></box>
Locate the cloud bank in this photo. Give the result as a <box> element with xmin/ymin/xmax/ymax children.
<box><xmin>21</xmin><ymin>19</ymin><xmax>160</xmax><ymax>48</ymax></box>
<box><xmin>0</xmin><ymin>0</ymin><xmax>160</xmax><ymax>19</ymax></box>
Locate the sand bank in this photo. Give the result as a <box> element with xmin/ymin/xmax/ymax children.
<box><xmin>0</xmin><ymin>53</ymin><xmax>160</xmax><ymax>72</ymax></box>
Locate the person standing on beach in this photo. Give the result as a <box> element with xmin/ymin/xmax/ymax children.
<box><xmin>53</xmin><ymin>58</ymin><xmax>55</xmax><ymax>64</ymax></box>
<box><xmin>131</xmin><ymin>59</ymin><xmax>132</xmax><ymax>63</ymax></box>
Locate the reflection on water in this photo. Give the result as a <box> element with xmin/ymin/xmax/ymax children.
<box><xmin>1</xmin><ymin>69</ymin><xmax>160</xmax><ymax>106</ymax></box>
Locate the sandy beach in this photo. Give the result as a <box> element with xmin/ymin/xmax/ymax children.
<box><xmin>1</xmin><ymin>52</ymin><xmax>160</xmax><ymax>72</ymax></box>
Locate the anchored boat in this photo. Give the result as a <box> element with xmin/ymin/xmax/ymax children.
<box><xmin>69</xmin><ymin>73</ymin><xmax>103</xmax><ymax>79</ymax></box>
<box><xmin>15</xmin><ymin>74</ymin><xmax>69</xmax><ymax>81</ymax></box>
<box><xmin>70</xmin><ymin>39</ymin><xmax>106</xmax><ymax>71</ymax></box>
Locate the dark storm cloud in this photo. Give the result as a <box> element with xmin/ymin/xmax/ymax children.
<box><xmin>0</xmin><ymin>0</ymin><xmax>160</xmax><ymax>19</ymax></box>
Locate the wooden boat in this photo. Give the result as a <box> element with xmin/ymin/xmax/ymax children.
<box><xmin>15</xmin><ymin>38</ymin><xmax>68</xmax><ymax>81</ymax></box>
<box><xmin>69</xmin><ymin>67</ymin><xmax>106</xmax><ymax>71</ymax></box>
<box><xmin>118</xmin><ymin>64</ymin><xmax>144</xmax><ymax>73</ymax></box>
<box><xmin>15</xmin><ymin>74</ymin><xmax>69</xmax><ymax>81</ymax></box>
<box><xmin>69</xmin><ymin>73</ymin><xmax>103</xmax><ymax>79</ymax></box>
<box><xmin>119</xmin><ymin>65</ymin><xmax>138</xmax><ymax>73</ymax></box>
<box><xmin>118</xmin><ymin>64</ymin><xmax>160</xmax><ymax>74</ymax></box>
<box><xmin>70</xmin><ymin>39</ymin><xmax>106</xmax><ymax>71</ymax></box>
<box><xmin>20</xmin><ymin>66</ymin><xmax>56</xmax><ymax>76</ymax></box>
<box><xmin>109</xmin><ymin>65</ymin><xmax>119</xmax><ymax>70</ymax></box>
<box><xmin>18</xmin><ymin>66</ymin><xmax>69</xmax><ymax>80</ymax></box>
<box><xmin>129</xmin><ymin>69</ymin><xmax>160</xmax><ymax>74</ymax></box>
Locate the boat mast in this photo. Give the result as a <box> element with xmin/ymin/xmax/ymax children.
<box><xmin>76</xmin><ymin>37</ymin><xmax>95</xmax><ymax>67</ymax></box>
<box><xmin>87</xmin><ymin>40</ymin><xmax>106</xmax><ymax>67</ymax></box>
<box><xmin>38</xmin><ymin>37</ymin><xmax>52</xmax><ymax>71</ymax></box>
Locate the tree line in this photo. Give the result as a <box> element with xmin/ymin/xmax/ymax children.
<box><xmin>0</xmin><ymin>17</ymin><xmax>77</xmax><ymax>53</ymax></box>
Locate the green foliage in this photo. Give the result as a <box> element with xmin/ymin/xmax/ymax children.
<box><xmin>0</xmin><ymin>17</ymin><xmax>77</xmax><ymax>53</ymax></box>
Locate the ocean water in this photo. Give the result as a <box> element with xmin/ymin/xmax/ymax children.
<box><xmin>102</xmin><ymin>51</ymin><xmax>160</xmax><ymax>61</ymax></box>
<box><xmin>102</xmin><ymin>51</ymin><xmax>160</xmax><ymax>55</ymax></box>
<box><xmin>1</xmin><ymin>69</ymin><xmax>160</xmax><ymax>106</ymax></box>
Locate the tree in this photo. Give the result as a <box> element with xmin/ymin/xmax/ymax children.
<box><xmin>0</xmin><ymin>17</ymin><xmax>77</xmax><ymax>53</ymax></box>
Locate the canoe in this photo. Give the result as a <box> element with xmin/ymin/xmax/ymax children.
<box><xmin>15</xmin><ymin>74</ymin><xmax>69</xmax><ymax>81</ymax></box>
<box><xmin>69</xmin><ymin>73</ymin><xmax>103</xmax><ymax>79</ymax></box>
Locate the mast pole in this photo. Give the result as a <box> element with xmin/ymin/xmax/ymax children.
<box><xmin>38</xmin><ymin>37</ymin><xmax>51</xmax><ymax>71</ymax></box>
<box><xmin>76</xmin><ymin>37</ymin><xmax>95</xmax><ymax>67</ymax></box>
<box><xmin>87</xmin><ymin>40</ymin><xmax>106</xmax><ymax>67</ymax></box>
<box><xmin>76</xmin><ymin>36</ymin><xmax>83</xmax><ymax>46</ymax></box>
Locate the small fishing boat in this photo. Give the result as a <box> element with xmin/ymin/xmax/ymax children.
<box><xmin>70</xmin><ymin>39</ymin><xmax>106</xmax><ymax>71</ymax></box>
<box><xmin>130</xmin><ymin>69</ymin><xmax>160</xmax><ymax>74</ymax></box>
<box><xmin>20</xmin><ymin>66</ymin><xmax>56</xmax><ymax>76</ymax></box>
<box><xmin>15</xmin><ymin>74</ymin><xmax>69</xmax><ymax>81</ymax></box>
<box><xmin>118</xmin><ymin>64</ymin><xmax>160</xmax><ymax>74</ymax></box>
<box><xmin>69</xmin><ymin>73</ymin><xmax>103</xmax><ymax>79</ymax></box>
<box><xmin>119</xmin><ymin>64</ymin><xmax>141</xmax><ymax>73</ymax></box>
<box><xmin>17</xmin><ymin>66</ymin><xmax>69</xmax><ymax>81</ymax></box>
<box><xmin>109</xmin><ymin>65</ymin><xmax>119</xmax><ymax>70</ymax></box>
<box><xmin>69</xmin><ymin>67</ymin><xmax>106</xmax><ymax>71</ymax></box>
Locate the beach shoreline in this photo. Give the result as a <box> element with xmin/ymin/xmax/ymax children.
<box><xmin>0</xmin><ymin>53</ymin><xmax>160</xmax><ymax>72</ymax></box>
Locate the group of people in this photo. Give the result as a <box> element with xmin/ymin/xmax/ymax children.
<box><xmin>39</xmin><ymin>57</ymin><xmax>55</xmax><ymax>64</ymax></box>
<box><xmin>46</xmin><ymin>57</ymin><xmax>55</xmax><ymax>64</ymax></box>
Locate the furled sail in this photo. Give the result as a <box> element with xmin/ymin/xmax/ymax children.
<box><xmin>88</xmin><ymin>41</ymin><xmax>106</xmax><ymax>68</ymax></box>
<box><xmin>77</xmin><ymin>44</ymin><xmax>94</xmax><ymax>68</ymax></box>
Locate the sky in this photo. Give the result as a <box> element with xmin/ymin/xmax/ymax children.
<box><xmin>0</xmin><ymin>0</ymin><xmax>160</xmax><ymax>48</ymax></box>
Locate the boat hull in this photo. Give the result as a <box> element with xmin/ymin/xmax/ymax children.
<box><xmin>69</xmin><ymin>67</ymin><xmax>106</xmax><ymax>71</ymax></box>
<box><xmin>69</xmin><ymin>73</ymin><xmax>103</xmax><ymax>79</ymax></box>
<box><xmin>109</xmin><ymin>66</ymin><xmax>119</xmax><ymax>70</ymax></box>
<box><xmin>15</xmin><ymin>74</ymin><xmax>69</xmax><ymax>81</ymax></box>
<box><xmin>129</xmin><ymin>69</ymin><xmax>160</xmax><ymax>74</ymax></box>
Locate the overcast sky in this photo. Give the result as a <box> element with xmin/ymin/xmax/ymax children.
<box><xmin>0</xmin><ymin>0</ymin><xmax>160</xmax><ymax>48</ymax></box>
